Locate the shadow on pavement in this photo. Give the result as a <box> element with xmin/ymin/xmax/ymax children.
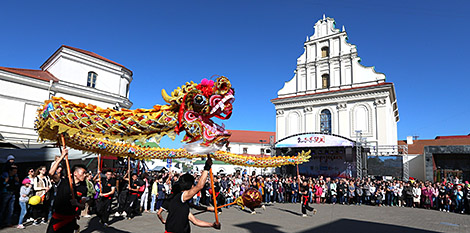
<box><xmin>235</xmin><ymin>222</ymin><xmax>284</xmax><ymax>233</ymax></box>
<box><xmin>273</xmin><ymin>206</ymin><xmax>303</xmax><ymax>216</ymax></box>
<box><xmin>80</xmin><ymin>216</ymin><xmax>130</xmax><ymax>233</ymax></box>
<box><xmin>235</xmin><ymin>219</ymin><xmax>442</xmax><ymax>233</ymax></box>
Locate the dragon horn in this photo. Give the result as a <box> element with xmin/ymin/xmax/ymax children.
<box><xmin>161</xmin><ymin>89</ymin><xmax>172</xmax><ymax>103</ymax></box>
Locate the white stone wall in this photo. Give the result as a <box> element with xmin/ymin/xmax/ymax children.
<box><xmin>273</xmin><ymin>16</ymin><xmax>398</xmax><ymax>147</ymax></box>
<box><xmin>193</xmin><ymin>164</ymin><xmax>238</xmax><ymax>175</ymax></box>
<box><xmin>42</xmin><ymin>47</ymin><xmax>131</xmax><ymax>98</ymax></box>
<box><xmin>407</xmin><ymin>154</ymin><xmax>425</xmax><ymax>181</ymax></box>
<box><xmin>224</xmin><ymin>142</ymin><xmax>272</xmax><ymax>156</ymax></box>
<box><xmin>278</xmin><ymin>16</ymin><xmax>385</xmax><ymax>98</ymax></box>
<box><xmin>215</xmin><ymin>142</ymin><xmax>274</xmax><ymax>175</ymax></box>
<box><xmin>0</xmin><ymin>46</ymin><xmax>133</xmax><ymax>144</ymax></box>
<box><xmin>274</xmin><ymin>85</ymin><xmax>398</xmax><ymax>146</ymax></box>
<box><xmin>0</xmin><ymin>71</ymin><xmax>50</xmax><ymax>140</ymax></box>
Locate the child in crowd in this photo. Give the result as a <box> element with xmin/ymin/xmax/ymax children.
<box><xmin>17</xmin><ymin>178</ymin><xmax>32</xmax><ymax>229</ymax></box>
<box><xmin>444</xmin><ymin>194</ymin><xmax>451</xmax><ymax>212</ymax></box>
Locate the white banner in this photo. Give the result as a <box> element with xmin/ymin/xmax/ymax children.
<box><xmin>275</xmin><ymin>133</ymin><xmax>354</xmax><ymax>148</ymax></box>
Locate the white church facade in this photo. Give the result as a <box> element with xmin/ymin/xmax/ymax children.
<box><xmin>272</xmin><ymin>16</ymin><xmax>399</xmax><ymax>148</ymax></box>
<box><xmin>0</xmin><ymin>45</ymin><xmax>133</xmax><ymax>162</ymax></box>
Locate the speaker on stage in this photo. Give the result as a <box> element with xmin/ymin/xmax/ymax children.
<box><xmin>345</xmin><ymin>147</ymin><xmax>354</xmax><ymax>162</ymax></box>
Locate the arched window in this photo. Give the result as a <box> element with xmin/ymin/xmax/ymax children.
<box><xmin>288</xmin><ymin>112</ymin><xmax>300</xmax><ymax>135</ymax></box>
<box><xmin>354</xmin><ymin>105</ymin><xmax>369</xmax><ymax>132</ymax></box>
<box><xmin>87</xmin><ymin>72</ymin><xmax>97</xmax><ymax>88</ymax></box>
<box><xmin>320</xmin><ymin>109</ymin><xmax>331</xmax><ymax>134</ymax></box>
<box><xmin>322</xmin><ymin>74</ymin><xmax>330</xmax><ymax>89</ymax></box>
<box><xmin>321</xmin><ymin>46</ymin><xmax>329</xmax><ymax>57</ymax></box>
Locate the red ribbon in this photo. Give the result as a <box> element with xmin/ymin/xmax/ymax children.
<box><xmin>52</xmin><ymin>213</ymin><xmax>77</xmax><ymax>231</ymax></box>
<box><xmin>303</xmin><ymin>195</ymin><xmax>309</xmax><ymax>205</ymax></box>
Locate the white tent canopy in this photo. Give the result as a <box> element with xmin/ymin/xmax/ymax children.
<box><xmin>0</xmin><ymin>147</ymin><xmax>96</xmax><ymax>163</ymax></box>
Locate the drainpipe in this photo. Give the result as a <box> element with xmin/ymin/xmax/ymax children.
<box><xmin>47</xmin><ymin>80</ymin><xmax>54</xmax><ymax>99</ymax></box>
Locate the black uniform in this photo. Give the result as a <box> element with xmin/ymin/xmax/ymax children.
<box><xmin>117</xmin><ymin>178</ymin><xmax>128</xmax><ymax>214</ymax></box>
<box><xmin>96</xmin><ymin>178</ymin><xmax>116</xmax><ymax>224</ymax></box>
<box><xmin>165</xmin><ymin>192</ymin><xmax>190</xmax><ymax>233</ymax></box>
<box><xmin>300</xmin><ymin>184</ymin><xmax>314</xmax><ymax>215</ymax></box>
<box><xmin>46</xmin><ymin>178</ymin><xmax>86</xmax><ymax>233</ymax></box>
<box><xmin>125</xmin><ymin>179</ymin><xmax>140</xmax><ymax>218</ymax></box>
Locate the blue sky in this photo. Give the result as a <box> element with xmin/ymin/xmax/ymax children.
<box><xmin>1</xmin><ymin>0</ymin><xmax>469</xmax><ymax>149</ymax></box>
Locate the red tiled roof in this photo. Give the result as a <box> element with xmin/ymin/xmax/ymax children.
<box><xmin>271</xmin><ymin>82</ymin><xmax>392</xmax><ymax>101</ymax></box>
<box><xmin>228</xmin><ymin>130</ymin><xmax>275</xmax><ymax>144</ymax></box>
<box><xmin>398</xmin><ymin>135</ymin><xmax>470</xmax><ymax>155</ymax></box>
<box><xmin>42</xmin><ymin>45</ymin><xmax>133</xmax><ymax>75</ymax></box>
<box><xmin>0</xmin><ymin>66</ymin><xmax>59</xmax><ymax>82</ymax></box>
<box><xmin>435</xmin><ymin>135</ymin><xmax>470</xmax><ymax>140</ymax></box>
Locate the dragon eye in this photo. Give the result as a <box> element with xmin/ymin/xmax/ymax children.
<box><xmin>194</xmin><ymin>95</ymin><xmax>207</xmax><ymax>106</ymax></box>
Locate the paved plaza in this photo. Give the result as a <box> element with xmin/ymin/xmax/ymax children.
<box><xmin>2</xmin><ymin>203</ymin><xmax>468</xmax><ymax>233</ymax></box>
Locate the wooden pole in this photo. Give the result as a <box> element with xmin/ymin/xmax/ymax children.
<box><xmin>296</xmin><ymin>163</ymin><xmax>300</xmax><ymax>200</ymax></box>
<box><xmin>128</xmin><ymin>157</ymin><xmax>131</xmax><ymax>189</ymax></box>
<box><xmin>216</xmin><ymin>201</ymin><xmax>236</xmax><ymax>209</ymax></box>
<box><xmin>98</xmin><ymin>154</ymin><xmax>102</xmax><ymax>195</ymax></box>
<box><xmin>60</xmin><ymin>134</ymin><xmax>75</xmax><ymax>199</ymax></box>
<box><xmin>208</xmin><ymin>155</ymin><xmax>219</xmax><ymax>224</ymax></box>
<box><xmin>296</xmin><ymin>164</ymin><xmax>300</xmax><ymax>182</ymax></box>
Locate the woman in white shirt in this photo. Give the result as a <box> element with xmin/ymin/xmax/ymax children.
<box><xmin>32</xmin><ymin>166</ymin><xmax>52</xmax><ymax>225</ymax></box>
<box><xmin>412</xmin><ymin>183</ymin><xmax>421</xmax><ymax>208</ymax></box>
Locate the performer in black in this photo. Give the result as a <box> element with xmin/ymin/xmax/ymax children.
<box><xmin>47</xmin><ymin>148</ymin><xmax>87</xmax><ymax>233</ymax></box>
<box><xmin>165</xmin><ymin>156</ymin><xmax>220</xmax><ymax>233</ymax></box>
<box><xmin>96</xmin><ymin>170</ymin><xmax>116</xmax><ymax>227</ymax></box>
<box><xmin>125</xmin><ymin>173</ymin><xmax>141</xmax><ymax>219</ymax></box>
<box><xmin>299</xmin><ymin>175</ymin><xmax>316</xmax><ymax>217</ymax></box>
<box><xmin>115</xmin><ymin>172</ymin><xmax>129</xmax><ymax>217</ymax></box>
<box><xmin>156</xmin><ymin>182</ymin><xmax>215</xmax><ymax>225</ymax></box>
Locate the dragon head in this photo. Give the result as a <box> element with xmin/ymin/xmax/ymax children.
<box><xmin>161</xmin><ymin>76</ymin><xmax>235</xmax><ymax>147</ymax></box>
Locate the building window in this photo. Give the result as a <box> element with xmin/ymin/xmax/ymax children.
<box><xmin>260</xmin><ymin>148</ymin><xmax>265</xmax><ymax>155</ymax></box>
<box><xmin>243</xmin><ymin>148</ymin><xmax>248</xmax><ymax>154</ymax></box>
<box><xmin>226</xmin><ymin>147</ymin><xmax>231</xmax><ymax>152</ymax></box>
<box><xmin>321</xmin><ymin>47</ymin><xmax>329</xmax><ymax>57</ymax></box>
<box><xmin>87</xmin><ymin>72</ymin><xmax>97</xmax><ymax>88</ymax></box>
<box><xmin>322</xmin><ymin>74</ymin><xmax>330</xmax><ymax>89</ymax></box>
<box><xmin>320</xmin><ymin>109</ymin><xmax>332</xmax><ymax>134</ymax></box>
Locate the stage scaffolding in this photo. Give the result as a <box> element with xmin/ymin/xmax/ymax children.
<box><xmin>355</xmin><ymin>131</ymin><xmax>409</xmax><ymax>180</ymax></box>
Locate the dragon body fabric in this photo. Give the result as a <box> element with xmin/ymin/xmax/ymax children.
<box><xmin>35</xmin><ymin>76</ymin><xmax>310</xmax><ymax>167</ymax></box>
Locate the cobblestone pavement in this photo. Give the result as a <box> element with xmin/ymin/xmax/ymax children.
<box><xmin>2</xmin><ymin>203</ymin><xmax>469</xmax><ymax>233</ymax></box>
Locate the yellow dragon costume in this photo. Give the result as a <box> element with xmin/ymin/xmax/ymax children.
<box><xmin>35</xmin><ymin>76</ymin><xmax>310</xmax><ymax>167</ymax></box>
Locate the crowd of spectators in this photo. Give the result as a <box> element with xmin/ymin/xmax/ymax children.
<box><xmin>1</xmin><ymin>154</ymin><xmax>470</xmax><ymax>230</ymax></box>
<box><xmin>208</xmin><ymin>171</ymin><xmax>470</xmax><ymax>215</ymax></box>
<box><xmin>196</xmin><ymin>170</ymin><xmax>470</xmax><ymax>215</ymax></box>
